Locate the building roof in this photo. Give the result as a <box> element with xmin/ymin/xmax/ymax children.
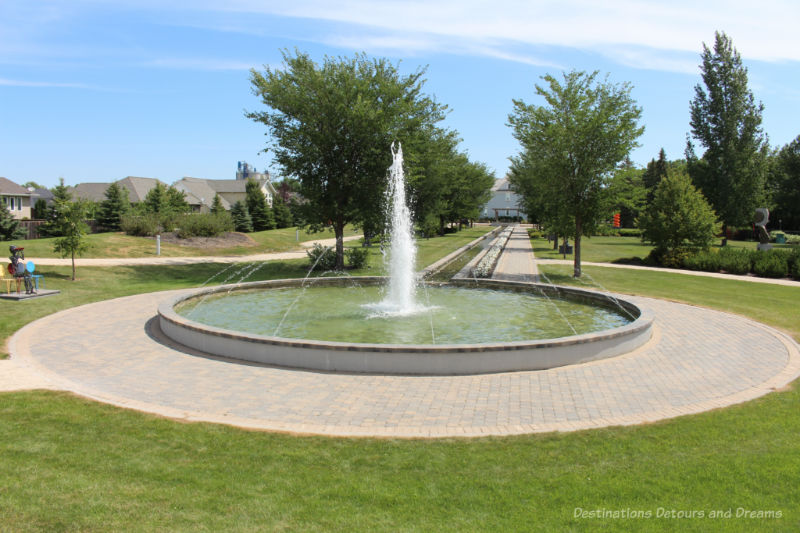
<box><xmin>69</xmin><ymin>182</ymin><xmax>112</xmax><ymax>202</ymax></box>
<box><xmin>491</xmin><ymin>177</ymin><xmax>513</xmax><ymax>192</ymax></box>
<box><xmin>0</xmin><ymin>177</ymin><xmax>33</xmax><ymax>196</ymax></box>
<box><xmin>118</xmin><ymin>176</ymin><xmax>165</xmax><ymax>203</ymax></box>
<box><xmin>174</xmin><ymin>177</ymin><xmax>276</xmax><ymax>210</ymax></box>
<box><xmin>30</xmin><ymin>188</ymin><xmax>54</xmax><ymax>202</ymax></box>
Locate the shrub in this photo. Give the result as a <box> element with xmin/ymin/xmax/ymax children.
<box><xmin>717</xmin><ymin>247</ymin><xmax>753</xmax><ymax>275</ymax></box>
<box><xmin>345</xmin><ymin>247</ymin><xmax>369</xmax><ymax>269</ymax></box>
<box><xmin>120</xmin><ymin>213</ymin><xmax>160</xmax><ymax>237</ymax></box>
<box><xmin>306</xmin><ymin>243</ymin><xmax>336</xmax><ymax>271</ymax></box>
<box><xmin>646</xmin><ymin>247</ymin><xmax>692</xmax><ymax>269</ymax></box>
<box><xmin>618</xmin><ymin>228</ymin><xmax>643</xmax><ymax>237</ymax></box>
<box><xmin>752</xmin><ymin>251</ymin><xmax>789</xmax><ymax>278</ymax></box>
<box><xmin>683</xmin><ymin>250</ymin><xmax>720</xmax><ymax>272</ymax></box>
<box><xmin>638</xmin><ymin>169</ymin><xmax>719</xmax><ymax>253</ymax></box>
<box><xmin>176</xmin><ymin>213</ymin><xmax>234</xmax><ymax>238</ymax></box>
<box><xmin>792</xmin><ymin>257</ymin><xmax>800</xmax><ymax>280</ymax></box>
<box><xmin>527</xmin><ymin>229</ymin><xmax>544</xmax><ymax>239</ymax></box>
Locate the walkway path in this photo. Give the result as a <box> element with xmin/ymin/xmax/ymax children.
<box><xmin>7</xmin><ymin>289</ymin><xmax>800</xmax><ymax>437</ymax></box>
<box><xmin>492</xmin><ymin>226</ymin><xmax>538</xmax><ymax>282</ymax></box>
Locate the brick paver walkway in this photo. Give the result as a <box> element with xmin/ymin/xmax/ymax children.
<box><xmin>8</xmin><ymin>288</ymin><xmax>800</xmax><ymax>437</ymax></box>
<box><xmin>492</xmin><ymin>226</ymin><xmax>538</xmax><ymax>282</ymax></box>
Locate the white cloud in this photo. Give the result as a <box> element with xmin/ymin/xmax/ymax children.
<box><xmin>145</xmin><ymin>58</ymin><xmax>257</xmax><ymax>71</ymax></box>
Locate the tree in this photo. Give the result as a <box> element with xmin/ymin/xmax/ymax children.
<box><xmin>39</xmin><ymin>178</ymin><xmax>72</xmax><ymax>237</ymax></box>
<box><xmin>638</xmin><ymin>169</ymin><xmax>720</xmax><ymax>260</ymax></box>
<box><xmin>508</xmin><ymin>70</ymin><xmax>644</xmax><ymax>276</ymax></box>
<box><xmin>608</xmin><ymin>160</ymin><xmax>646</xmax><ymax>229</ymax></box>
<box><xmin>272</xmin><ymin>196</ymin><xmax>293</xmax><ymax>229</ymax></box>
<box><xmin>210</xmin><ymin>194</ymin><xmax>225</xmax><ymax>215</ymax></box>
<box><xmin>687</xmin><ymin>31</ymin><xmax>768</xmax><ymax>245</ymax></box>
<box><xmin>144</xmin><ymin>183</ymin><xmax>189</xmax><ymax>215</ymax></box>
<box><xmin>0</xmin><ymin>201</ymin><xmax>25</xmax><ymax>240</ymax></box>
<box><xmin>51</xmin><ymin>199</ymin><xmax>90</xmax><ymax>280</ymax></box>
<box><xmin>245</xmin><ymin>178</ymin><xmax>275</xmax><ymax>231</ymax></box>
<box><xmin>642</xmin><ymin>148</ymin><xmax>669</xmax><ymax>205</ymax></box>
<box><xmin>22</xmin><ymin>181</ymin><xmax>46</xmax><ymax>190</ymax></box>
<box><xmin>32</xmin><ymin>198</ymin><xmax>47</xmax><ymax>220</ymax></box>
<box><xmin>97</xmin><ymin>182</ymin><xmax>130</xmax><ymax>231</ymax></box>
<box><xmin>767</xmin><ymin>136</ymin><xmax>800</xmax><ymax>231</ymax></box>
<box><xmin>248</xmin><ymin>49</ymin><xmax>448</xmax><ymax>270</ymax></box>
<box><xmin>230</xmin><ymin>201</ymin><xmax>254</xmax><ymax>233</ymax></box>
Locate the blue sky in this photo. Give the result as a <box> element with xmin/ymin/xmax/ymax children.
<box><xmin>1</xmin><ymin>0</ymin><xmax>799</xmax><ymax>188</ymax></box>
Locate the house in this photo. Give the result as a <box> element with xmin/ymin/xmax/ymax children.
<box><xmin>0</xmin><ymin>177</ymin><xmax>33</xmax><ymax>219</ymax></box>
<box><xmin>481</xmin><ymin>177</ymin><xmax>526</xmax><ymax>221</ymax></box>
<box><xmin>69</xmin><ymin>176</ymin><xmax>165</xmax><ymax>204</ymax></box>
<box><xmin>174</xmin><ymin>176</ymin><xmax>277</xmax><ymax>212</ymax></box>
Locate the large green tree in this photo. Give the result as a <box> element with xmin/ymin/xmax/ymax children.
<box><xmin>508</xmin><ymin>70</ymin><xmax>644</xmax><ymax>276</ymax></box>
<box><xmin>245</xmin><ymin>178</ymin><xmax>275</xmax><ymax>231</ymax></box>
<box><xmin>767</xmin><ymin>136</ymin><xmax>800</xmax><ymax>231</ymax></box>
<box><xmin>248</xmin><ymin>50</ymin><xmax>448</xmax><ymax>270</ymax></box>
<box><xmin>687</xmin><ymin>31</ymin><xmax>768</xmax><ymax>245</ymax></box>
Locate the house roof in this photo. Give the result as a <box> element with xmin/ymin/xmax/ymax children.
<box><xmin>30</xmin><ymin>188</ymin><xmax>54</xmax><ymax>202</ymax></box>
<box><xmin>118</xmin><ymin>176</ymin><xmax>165</xmax><ymax>203</ymax></box>
<box><xmin>491</xmin><ymin>177</ymin><xmax>512</xmax><ymax>192</ymax></box>
<box><xmin>174</xmin><ymin>177</ymin><xmax>276</xmax><ymax>210</ymax></box>
<box><xmin>69</xmin><ymin>182</ymin><xmax>112</xmax><ymax>202</ymax></box>
<box><xmin>0</xmin><ymin>177</ymin><xmax>33</xmax><ymax>196</ymax></box>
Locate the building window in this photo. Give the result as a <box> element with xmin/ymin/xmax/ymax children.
<box><xmin>505</xmin><ymin>192</ymin><xmax>511</xmax><ymax>202</ymax></box>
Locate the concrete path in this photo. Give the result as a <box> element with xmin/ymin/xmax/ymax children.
<box><xmin>7</xmin><ymin>289</ymin><xmax>800</xmax><ymax>438</ymax></box>
<box><xmin>492</xmin><ymin>226</ymin><xmax>539</xmax><ymax>282</ymax></box>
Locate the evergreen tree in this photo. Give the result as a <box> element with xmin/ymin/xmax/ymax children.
<box><xmin>638</xmin><ymin>169</ymin><xmax>720</xmax><ymax>255</ymax></box>
<box><xmin>144</xmin><ymin>182</ymin><xmax>168</xmax><ymax>213</ymax></box>
<box><xmin>0</xmin><ymin>201</ymin><xmax>25</xmax><ymax>240</ymax></box>
<box><xmin>642</xmin><ymin>148</ymin><xmax>669</xmax><ymax>205</ymax></box>
<box><xmin>687</xmin><ymin>31</ymin><xmax>768</xmax><ymax>245</ymax></box>
<box><xmin>272</xmin><ymin>196</ymin><xmax>293</xmax><ymax>229</ymax></box>
<box><xmin>166</xmin><ymin>186</ymin><xmax>190</xmax><ymax>214</ymax></box>
<box><xmin>32</xmin><ymin>198</ymin><xmax>47</xmax><ymax>219</ymax></box>
<box><xmin>210</xmin><ymin>194</ymin><xmax>225</xmax><ymax>215</ymax></box>
<box><xmin>97</xmin><ymin>182</ymin><xmax>130</xmax><ymax>231</ymax></box>
<box><xmin>245</xmin><ymin>178</ymin><xmax>275</xmax><ymax>231</ymax></box>
<box><xmin>39</xmin><ymin>178</ymin><xmax>72</xmax><ymax>237</ymax></box>
<box><xmin>230</xmin><ymin>201</ymin><xmax>253</xmax><ymax>233</ymax></box>
<box><xmin>767</xmin><ymin>135</ymin><xmax>800</xmax><ymax>230</ymax></box>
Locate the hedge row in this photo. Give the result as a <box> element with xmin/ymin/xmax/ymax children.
<box><xmin>679</xmin><ymin>247</ymin><xmax>800</xmax><ymax>280</ymax></box>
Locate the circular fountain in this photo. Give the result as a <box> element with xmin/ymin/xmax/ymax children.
<box><xmin>158</xmin><ymin>144</ymin><xmax>653</xmax><ymax>375</ymax></box>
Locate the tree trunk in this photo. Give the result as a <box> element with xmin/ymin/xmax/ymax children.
<box><xmin>334</xmin><ymin>219</ymin><xmax>345</xmax><ymax>271</ymax></box>
<box><xmin>553</xmin><ymin>234</ymin><xmax>558</xmax><ymax>250</ymax></box>
<box><xmin>721</xmin><ymin>223</ymin><xmax>728</xmax><ymax>246</ymax></box>
<box><xmin>71</xmin><ymin>249</ymin><xmax>76</xmax><ymax>281</ymax></box>
<box><xmin>574</xmin><ymin>218</ymin><xmax>582</xmax><ymax>278</ymax></box>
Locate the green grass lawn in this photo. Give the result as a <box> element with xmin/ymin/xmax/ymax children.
<box><xmin>532</xmin><ymin>234</ymin><xmax>797</xmax><ymax>264</ymax></box>
<box><xmin>1</xmin><ymin>233</ymin><xmax>799</xmax><ymax>531</ymax></box>
<box><xmin>0</xmin><ymin>226</ymin><xmax>361</xmax><ymax>259</ymax></box>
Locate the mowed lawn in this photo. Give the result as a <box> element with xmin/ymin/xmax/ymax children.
<box><xmin>1</xmin><ymin>232</ymin><xmax>799</xmax><ymax>531</ymax></box>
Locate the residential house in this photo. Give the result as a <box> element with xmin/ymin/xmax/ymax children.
<box><xmin>481</xmin><ymin>177</ymin><xmax>526</xmax><ymax>221</ymax></box>
<box><xmin>174</xmin><ymin>176</ymin><xmax>277</xmax><ymax>212</ymax></box>
<box><xmin>69</xmin><ymin>176</ymin><xmax>165</xmax><ymax>205</ymax></box>
<box><xmin>0</xmin><ymin>177</ymin><xmax>33</xmax><ymax>219</ymax></box>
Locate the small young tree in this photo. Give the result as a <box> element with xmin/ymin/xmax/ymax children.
<box><xmin>210</xmin><ymin>194</ymin><xmax>225</xmax><ymax>215</ymax></box>
<box><xmin>230</xmin><ymin>201</ymin><xmax>254</xmax><ymax>233</ymax></box>
<box><xmin>0</xmin><ymin>201</ymin><xmax>25</xmax><ymax>240</ymax></box>
<box><xmin>638</xmin><ymin>169</ymin><xmax>719</xmax><ymax>259</ymax></box>
<box><xmin>97</xmin><ymin>182</ymin><xmax>130</xmax><ymax>231</ymax></box>
<box><xmin>52</xmin><ymin>199</ymin><xmax>90</xmax><ymax>280</ymax></box>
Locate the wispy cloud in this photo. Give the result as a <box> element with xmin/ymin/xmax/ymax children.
<box><xmin>0</xmin><ymin>77</ymin><xmax>96</xmax><ymax>89</ymax></box>
<box><xmin>144</xmin><ymin>57</ymin><xmax>257</xmax><ymax>71</ymax></box>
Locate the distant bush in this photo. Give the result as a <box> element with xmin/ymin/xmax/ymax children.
<box><xmin>618</xmin><ymin>228</ymin><xmax>643</xmax><ymax>237</ymax></box>
<box><xmin>683</xmin><ymin>250</ymin><xmax>720</xmax><ymax>272</ymax></box>
<box><xmin>176</xmin><ymin>213</ymin><xmax>234</xmax><ymax>238</ymax></box>
<box><xmin>646</xmin><ymin>248</ymin><xmax>691</xmax><ymax>269</ymax></box>
<box><xmin>306</xmin><ymin>243</ymin><xmax>336</xmax><ymax>271</ymax></box>
<box><xmin>345</xmin><ymin>247</ymin><xmax>369</xmax><ymax>269</ymax></box>
<box><xmin>120</xmin><ymin>213</ymin><xmax>160</xmax><ymax>237</ymax></box>
<box><xmin>527</xmin><ymin>229</ymin><xmax>544</xmax><ymax>239</ymax></box>
<box><xmin>717</xmin><ymin>247</ymin><xmax>753</xmax><ymax>275</ymax></box>
<box><xmin>752</xmin><ymin>251</ymin><xmax>789</xmax><ymax>278</ymax></box>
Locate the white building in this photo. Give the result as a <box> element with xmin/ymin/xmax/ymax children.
<box><xmin>481</xmin><ymin>177</ymin><xmax>526</xmax><ymax>221</ymax></box>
